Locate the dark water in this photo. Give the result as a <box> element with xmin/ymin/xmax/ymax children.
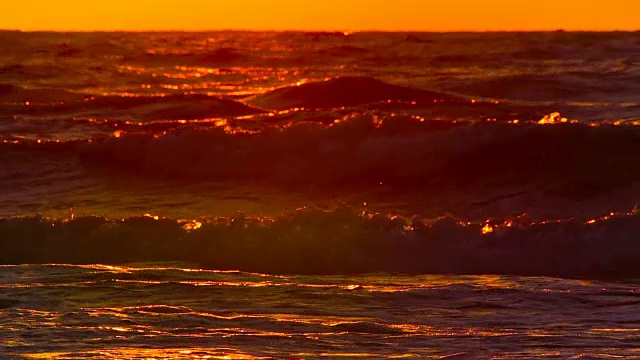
<box><xmin>1</xmin><ymin>31</ymin><xmax>639</xmax><ymax>358</ymax></box>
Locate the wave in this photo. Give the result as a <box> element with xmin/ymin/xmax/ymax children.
<box><xmin>65</xmin><ymin>116</ymin><xmax>640</xmax><ymax>197</ymax></box>
<box><xmin>2</xmin><ymin>115</ymin><xmax>639</xmax><ymax>201</ymax></box>
<box><xmin>0</xmin><ymin>83</ymin><xmax>86</xmax><ymax>103</ymax></box>
<box><xmin>143</xmin><ymin>47</ymin><xmax>247</xmax><ymax>64</ymax></box>
<box><xmin>1</xmin><ymin>208</ymin><xmax>638</xmax><ymax>278</ymax></box>
<box><xmin>3</xmin><ymin>115</ymin><xmax>638</xmax><ymax>219</ymax></box>
<box><xmin>248</xmin><ymin>77</ymin><xmax>467</xmax><ymax>110</ymax></box>
<box><xmin>0</xmin><ymin>64</ymin><xmax>26</xmax><ymax>75</ymax></box>
<box><xmin>316</xmin><ymin>45</ymin><xmax>370</xmax><ymax>56</ymax></box>
<box><xmin>448</xmin><ymin>73</ymin><xmax>640</xmax><ymax>103</ymax></box>
<box><xmin>304</xmin><ymin>31</ymin><xmax>351</xmax><ymax>40</ymax></box>
<box><xmin>2</xmin><ymin>93</ymin><xmax>264</xmax><ymax>120</ymax></box>
<box><xmin>56</xmin><ymin>44</ymin><xmax>83</xmax><ymax>58</ymax></box>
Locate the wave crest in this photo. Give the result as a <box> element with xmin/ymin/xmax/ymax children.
<box><xmin>1</xmin><ymin>208</ymin><xmax>638</xmax><ymax>277</ymax></box>
<box><xmin>75</xmin><ymin>116</ymin><xmax>640</xmax><ymax>197</ymax></box>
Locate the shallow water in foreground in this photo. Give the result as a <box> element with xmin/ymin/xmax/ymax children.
<box><xmin>1</xmin><ymin>264</ymin><xmax>639</xmax><ymax>359</ymax></box>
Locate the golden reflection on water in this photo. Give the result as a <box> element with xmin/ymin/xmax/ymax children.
<box><xmin>538</xmin><ymin>112</ymin><xmax>571</xmax><ymax>125</ymax></box>
<box><xmin>25</xmin><ymin>348</ymin><xmax>270</xmax><ymax>359</ymax></box>
<box><xmin>183</xmin><ymin>220</ymin><xmax>203</xmax><ymax>231</ymax></box>
<box><xmin>591</xmin><ymin>328</ymin><xmax>640</xmax><ymax>334</ymax></box>
<box><xmin>90</xmin><ymin>271</ymin><xmax>524</xmax><ymax>291</ymax></box>
<box><xmin>3</xmin><ymin>266</ymin><xmax>637</xmax><ymax>359</ymax></box>
<box><xmin>388</xmin><ymin>323</ymin><xmax>520</xmax><ymax>337</ymax></box>
<box><xmin>111</xmin><ymin>64</ymin><xmax>329</xmax><ymax>97</ymax></box>
<box><xmin>0</xmin><ymin>263</ymin><xmax>614</xmax><ymax>290</ymax></box>
<box><xmin>481</xmin><ymin>223</ymin><xmax>494</xmax><ymax>235</ymax></box>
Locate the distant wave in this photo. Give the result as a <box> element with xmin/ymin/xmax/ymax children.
<box><xmin>1</xmin><ymin>208</ymin><xmax>638</xmax><ymax>278</ymax></box>
<box><xmin>3</xmin><ymin>93</ymin><xmax>263</xmax><ymax>121</ymax></box>
<box><xmin>0</xmin><ymin>83</ymin><xmax>86</xmax><ymax>103</ymax></box>
<box><xmin>248</xmin><ymin>77</ymin><xmax>467</xmax><ymax>110</ymax></box>
<box><xmin>448</xmin><ymin>73</ymin><xmax>640</xmax><ymax>102</ymax></box>
<box><xmin>4</xmin><ymin>76</ymin><xmax>471</xmax><ymax>119</ymax></box>
<box><xmin>316</xmin><ymin>45</ymin><xmax>370</xmax><ymax>56</ymax></box>
<box><xmin>0</xmin><ymin>62</ymin><xmax>25</xmax><ymax>73</ymax></box>
<box><xmin>303</xmin><ymin>31</ymin><xmax>351</xmax><ymax>40</ymax></box>
<box><xmin>56</xmin><ymin>44</ymin><xmax>83</xmax><ymax>58</ymax></box>
<box><xmin>144</xmin><ymin>47</ymin><xmax>247</xmax><ymax>64</ymax></box>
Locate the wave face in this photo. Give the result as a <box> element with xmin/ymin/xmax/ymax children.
<box><xmin>0</xmin><ymin>89</ymin><xmax>263</xmax><ymax>120</ymax></box>
<box><xmin>1</xmin><ymin>31</ymin><xmax>640</xmax><ymax>279</ymax></box>
<box><xmin>66</xmin><ymin>118</ymin><xmax>640</xmax><ymax>196</ymax></box>
<box><xmin>248</xmin><ymin>76</ymin><xmax>464</xmax><ymax>110</ymax></box>
<box><xmin>1</xmin><ymin>208</ymin><xmax>638</xmax><ymax>277</ymax></box>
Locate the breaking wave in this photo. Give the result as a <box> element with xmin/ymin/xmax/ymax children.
<box><xmin>72</xmin><ymin>117</ymin><xmax>640</xmax><ymax>195</ymax></box>
<box><xmin>2</xmin><ymin>32</ymin><xmax>640</xmax><ymax>282</ymax></box>
<box><xmin>2</xmin><ymin>114</ymin><xmax>639</xmax><ymax>201</ymax></box>
<box><xmin>1</xmin><ymin>208</ymin><xmax>638</xmax><ymax>278</ymax></box>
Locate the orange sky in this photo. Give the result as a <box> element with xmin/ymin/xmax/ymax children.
<box><xmin>2</xmin><ymin>0</ymin><xmax>639</xmax><ymax>31</ymax></box>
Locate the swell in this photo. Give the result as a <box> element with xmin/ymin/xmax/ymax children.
<box><xmin>0</xmin><ymin>83</ymin><xmax>86</xmax><ymax>103</ymax></box>
<box><xmin>447</xmin><ymin>73</ymin><xmax>640</xmax><ymax>103</ymax></box>
<box><xmin>143</xmin><ymin>47</ymin><xmax>248</xmax><ymax>64</ymax></box>
<box><xmin>0</xmin><ymin>208</ymin><xmax>638</xmax><ymax>278</ymax></box>
<box><xmin>1</xmin><ymin>92</ymin><xmax>264</xmax><ymax>120</ymax></box>
<box><xmin>248</xmin><ymin>77</ymin><xmax>469</xmax><ymax>110</ymax></box>
<box><xmin>0</xmin><ymin>77</ymin><xmax>463</xmax><ymax>119</ymax></box>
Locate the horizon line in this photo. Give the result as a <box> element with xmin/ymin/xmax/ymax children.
<box><xmin>2</xmin><ymin>28</ymin><xmax>640</xmax><ymax>33</ymax></box>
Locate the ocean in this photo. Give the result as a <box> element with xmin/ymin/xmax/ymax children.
<box><xmin>0</xmin><ymin>31</ymin><xmax>639</xmax><ymax>358</ymax></box>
